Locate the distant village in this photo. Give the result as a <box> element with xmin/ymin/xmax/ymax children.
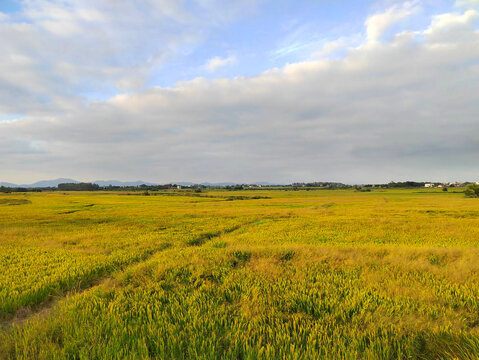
<box><xmin>423</xmin><ymin>182</ymin><xmax>473</xmax><ymax>188</ymax></box>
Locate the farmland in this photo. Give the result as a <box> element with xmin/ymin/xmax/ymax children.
<box><xmin>1</xmin><ymin>189</ymin><xmax>479</xmax><ymax>359</ymax></box>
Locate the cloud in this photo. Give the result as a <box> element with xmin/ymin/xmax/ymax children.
<box><xmin>0</xmin><ymin>0</ymin><xmax>261</xmax><ymax>116</ymax></box>
<box><xmin>205</xmin><ymin>55</ymin><xmax>237</xmax><ymax>72</ymax></box>
<box><xmin>312</xmin><ymin>36</ymin><xmax>362</xmax><ymax>60</ymax></box>
<box><xmin>425</xmin><ymin>9</ymin><xmax>479</xmax><ymax>42</ymax></box>
<box><xmin>1</xmin><ymin>4</ymin><xmax>478</xmax><ymax>183</ymax></box>
<box><xmin>365</xmin><ymin>1</ymin><xmax>419</xmax><ymax>42</ymax></box>
<box><xmin>273</xmin><ymin>24</ymin><xmax>327</xmax><ymax>59</ymax></box>
<box><xmin>456</xmin><ymin>0</ymin><xmax>479</xmax><ymax>8</ymax></box>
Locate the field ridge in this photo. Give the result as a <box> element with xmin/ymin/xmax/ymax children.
<box><xmin>0</xmin><ymin>218</ymin><xmax>256</xmax><ymax>330</ymax></box>
<box><xmin>0</xmin><ymin>243</ymin><xmax>171</xmax><ymax>329</ymax></box>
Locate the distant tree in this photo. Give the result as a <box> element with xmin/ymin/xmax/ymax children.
<box><xmin>58</xmin><ymin>183</ymin><xmax>100</xmax><ymax>191</ymax></box>
<box><xmin>388</xmin><ymin>181</ymin><xmax>425</xmax><ymax>188</ymax></box>
<box><xmin>442</xmin><ymin>187</ymin><xmax>448</xmax><ymax>192</ymax></box>
<box><xmin>464</xmin><ymin>184</ymin><xmax>479</xmax><ymax>198</ymax></box>
<box><xmin>0</xmin><ymin>186</ymin><xmax>41</xmax><ymax>193</ymax></box>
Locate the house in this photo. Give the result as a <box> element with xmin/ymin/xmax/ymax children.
<box><xmin>425</xmin><ymin>183</ymin><xmax>434</xmax><ymax>188</ymax></box>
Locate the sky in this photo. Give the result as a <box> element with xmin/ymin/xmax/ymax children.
<box><xmin>0</xmin><ymin>0</ymin><xmax>478</xmax><ymax>184</ymax></box>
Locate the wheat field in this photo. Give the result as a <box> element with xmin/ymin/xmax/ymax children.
<box><xmin>1</xmin><ymin>188</ymin><xmax>479</xmax><ymax>359</ymax></box>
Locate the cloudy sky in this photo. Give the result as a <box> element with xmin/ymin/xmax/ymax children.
<box><xmin>0</xmin><ymin>0</ymin><xmax>478</xmax><ymax>184</ymax></box>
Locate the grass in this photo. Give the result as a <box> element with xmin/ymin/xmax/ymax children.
<box><xmin>0</xmin><ymin>188</ymin><xmax>479</xmax><ymax>359</ymax></box>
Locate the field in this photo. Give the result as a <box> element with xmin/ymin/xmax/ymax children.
<box><xmin>1</xmin><ymin>188</ymin><xmax>479</xmax><ymax>359</ymax></box>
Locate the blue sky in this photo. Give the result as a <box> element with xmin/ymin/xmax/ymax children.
<box><xmin>0</xmin><ymin>0</ymin><xmax>478</xmax><ymax>183</ymax></box>
<box><xmin>147</xmin><ymin>0</ymin><xmax>373</xmax><ymax>86</ymax></box>
<box><xmin>0</xmin><ymin>0</ymin><xmax>20</xmax><ymax>12</ymax></box>
<box><xmin>0</xmin><ymin>0</ymin><xmax>456</xmax><ymax>90</ymax></box>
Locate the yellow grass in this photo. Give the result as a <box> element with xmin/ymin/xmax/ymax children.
<box><xmin>1</xmin><ymin>188</ymin><xmax>479</xmax><ymax>359</ymax></box>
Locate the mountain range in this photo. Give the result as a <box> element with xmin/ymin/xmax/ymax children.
<box><xmin>0</xmin><ymin>178</ymin><xmax>156</xmax><ymax>188</ymax></box>
<box><xmin>0</xmin><ymin>179</ymin><xmax>280</xmax><ymax>188</ymax></box>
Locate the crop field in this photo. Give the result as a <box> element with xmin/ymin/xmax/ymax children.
<box><xmin>1</xmin><ymin>188</ymin><xmax>479</xmax><ymax>359</ymax></box>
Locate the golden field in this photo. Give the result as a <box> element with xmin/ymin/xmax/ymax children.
<box><xmin>1</xmin><ymin>188</ymin><xmax>479</xmax><ymax>359</ymax></box>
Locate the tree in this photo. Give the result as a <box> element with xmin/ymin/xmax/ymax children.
<box><xmin>58</xmin><ymin>183</ymin><xmax>100</xmax><ymax>191</ymax></box>
<box><xmin>464</xmin><ymin>184</ymin><xmax>479</xmax><ymax>198</ymax></box>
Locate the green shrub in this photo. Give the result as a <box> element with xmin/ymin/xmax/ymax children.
<box><xmin>465</xmin><ymin>184</ymin><xmax>479</xmax><ymax>198</ymax></box>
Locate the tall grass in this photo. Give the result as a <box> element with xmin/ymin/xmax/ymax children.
<box><xmin>1</xmin><ymin>189</ymin><xmax>479</xmax><ymax>359</ymax></box>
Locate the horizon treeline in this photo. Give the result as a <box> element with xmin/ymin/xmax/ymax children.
<box><xmin>0</xmin><ymin>181</ymin><xmax>475</xmax><ymax>193</ymax></box>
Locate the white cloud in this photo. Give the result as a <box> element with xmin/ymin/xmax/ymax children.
<box><xmin>205</xmin><ymin>55</ymin><xmax>237</xmax><ymax>72</ymax></box>
<box><xmin>0</xmin><ymin>0</ymin><xmax>261</xmax><ymax>116</ymax></box>
<box><xmin>1</xmin><ymin>4</ymin><xmax>479</xmax><ymax>183</ymax></box>
<box><xmin>312</xmin><ymin>36</ymin><xmax>361</xmax><ymax>60</ymax></box>
<box><xmin>274</xmin><ymin>24</ymin><xmax>326</xmax><ymax>59</ymax></box>
<box><xmin>456</xmin><ymin>0</ymin><xmax>479</xmax><ymax>8</ymax></box>
<box><xmin>425</xmin><ymin>9</ymin><xmax>479</xmax><ymax>42</ymax></box>
<box><xmin>365</xmin><ymin>1</ymin><xmax>419</xmax><ymax>42</ymax></box>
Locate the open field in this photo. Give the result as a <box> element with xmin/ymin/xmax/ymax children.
<box><xmin>1</xmin><ymin>189</ymin><xmax>479</xmax><ymax>359</ymax></box>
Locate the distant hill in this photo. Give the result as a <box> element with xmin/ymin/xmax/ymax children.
<box><xmin>29</xmin><ymin>178</ymin><xmax>79</xmax><ymax>187</ymax></box>
<box><xmin>200</xmin><ymin>182</ymin><xmax>237</xmax><ymax>187</ymax></box>
<box><xmin>175</xmin><ymin>182</ymin><xmax>239</xmax><ymax>187</ymax></box>
<box><xmin>0</xmin><ymin>182</ymin><xmax>18</xmax><ymax>187</ymax></box>
<box><xmin>172</xmin><ymin>182</ymin><xmax>234</xmax><ymax>187</ymax></box>
<box><xmin>0</xmin><ymin>178</ymin><xmax>79</xmax><ymax>188</ymax></box>
<box><xmin>174</xmin><ymin>181</ymin><xmax>280</xmax><ymax>187</ymax></box>
<box><xmin>93</xmin><ymin>180</ymin><xmax>157</xmax><ymax>187</ymax></box>
<box><xmin>1</xmin><ymin>179</ymin><xmax>282</xmax><ymax>188</ymax></box>
<box><xmin>0</xmin><ymin>178</ymin><xmax>156</xmax><ymax>188</ymax></box>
